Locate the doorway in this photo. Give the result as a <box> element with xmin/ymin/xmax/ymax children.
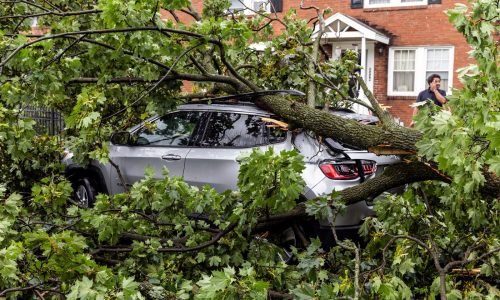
<box><xmin>329</xmin><ymin>41</ymin><xmax>375</xmax><ymax>114</ymax></box>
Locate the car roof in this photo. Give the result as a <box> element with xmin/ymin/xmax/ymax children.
<box><xmin>330</xmin><ymin>110</ymin><xmax>379</xmax><ymax>124</ymax></box>
<box><xmin>178</xmin><ymin>102</ymin><xmax>273</xmax><ymax>116</ymax></box>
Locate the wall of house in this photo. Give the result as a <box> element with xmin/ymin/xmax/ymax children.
<box><xmin>274</xmin><ymin>1</ymin><xmax>472</xmax><ymax>125</ymax></box>
<box><xmin>172</xmin><ymin>1</ymin><xmax>473</xmax><ymax>126</ymax></box>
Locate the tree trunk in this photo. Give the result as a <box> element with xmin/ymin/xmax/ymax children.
<box><xmin>257</xmin><ymin>95</ymin><xmax>422</xmax><ymax>153</ymax></box>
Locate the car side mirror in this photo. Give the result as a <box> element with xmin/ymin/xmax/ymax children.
<box><xmin>110</xmin><ymin>131</ymin><xmax>132</xmax><ymax>145</ymax></box>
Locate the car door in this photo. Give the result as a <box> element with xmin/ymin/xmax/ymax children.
<box><xmin>183</xmin><ymin>111</ymin><xmax>288</xmax><ymax>192</ymax></box>
<box><xmin>110</xmin><ymin>110</ymin><xmax>206</xmax><ymax>194</ymax></box>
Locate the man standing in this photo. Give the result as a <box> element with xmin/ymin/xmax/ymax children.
<box><xmin>410</xmin><ymin>74</ymin><xmax>447</xmax><ymax>126</ymax></box>
<box><xmin>417</xmin><ymin>74</ymin><xmax>447</xmax><ymax>106</ymax></box>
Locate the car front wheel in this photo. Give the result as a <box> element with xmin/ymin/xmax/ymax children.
<box><xmin>74</xmin><ymin>177</ymin><xmax>96</xmax><ymax>208</ymax></box>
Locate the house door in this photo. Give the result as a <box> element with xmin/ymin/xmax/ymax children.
<box><xmin>330</xmin><ymin>41</ymin><xmax>375</xmax><ymax>114</ymax></box>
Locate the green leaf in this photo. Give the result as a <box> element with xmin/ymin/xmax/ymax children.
<box><xmin>292</xmin><ymin>283</ymin><xmax>315</xmax><ymax>300</ymax></box>
<box><xmin>208</xmin><ymin>256</ymin><xmax>222</xmax><ymax>267</ymax></box>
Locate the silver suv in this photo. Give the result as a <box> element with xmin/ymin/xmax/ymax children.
<box><xmin>64</xmin><ymin>99</ymin><xmax>399</xmax><ymax>240</ymax></box>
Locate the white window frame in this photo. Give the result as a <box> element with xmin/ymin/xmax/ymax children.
<box><xmin>388</xmin><ymin>46</ymin><xmax>454</xmax><ymax>97</ymax></box>
<box><xmin>229</xmin><ymin>0</ymin><xmax>270</xmax><ymax>15</ymax></box>
<box><xmin>364</xmin><ymin>0</ymin><xmax>428</xmax><ymax>9</ymax></box>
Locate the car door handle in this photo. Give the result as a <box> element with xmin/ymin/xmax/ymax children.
<box><xmin>161</xmin><ymin>154</ymin><xmax>181</xmax><ymax>161</ymax></box>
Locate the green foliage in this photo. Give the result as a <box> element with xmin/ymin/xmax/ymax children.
<box><xmin>237</xmin><ymin>148</ymin><xmax>305</xmax><ymax>226</ymax></box>
<box><xmin>0</xmin><ymin>105</ymin><xmax>65</xmax><ymax>190</ymax></box>
<box><xmin>361</xmin><ymin>1</ymin><xmax>500</xmax><ymax>298</ymax></box>
<box><xmin>202</xmin><ymin>0</ymin><xmax>231</xmax><ymax>18</ymax></box>
<box><xmin>0</xmin><ymin>141</ymin><xmax>314</xmax><ymax>298</ymax></box>
<box><xmin>0</xmin><ymin>0</ymin><xmax>499</xmax><ymax>299</ymax></box>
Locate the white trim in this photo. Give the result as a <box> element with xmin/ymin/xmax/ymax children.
<box><xmin>316</xmin><ymin>13</ymin><xmax>390</xmax><ymax>44</ymax></box>
<box><xmin>448</xmin><ymin>47</ymin><xmax>454</xmax><ymax>94</ymax></box>
<box><xmin>249</xmin><ymin>41</ymin><xmax>270</xmax><ymax>51</ymax></box>
<box><xmin>365</xmin><ymin>0</ymin><xmax>428</xmax><ymax>9</ymax></box>
<box><xmin>388</xmin><ymin>46</ymin><xmax>454</xmax><ymax>97</ymax></box>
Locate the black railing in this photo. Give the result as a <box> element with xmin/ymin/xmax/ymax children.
<box><xmin>23</xmin><ymin>106</ymin><xmax>65</xmax><ymax>136</ymax></box>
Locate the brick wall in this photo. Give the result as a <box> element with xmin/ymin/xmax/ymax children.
<box><xmin>275</xmin><ymin>1</ymin><xmax>472</xmax><ymax>125</ymax></box>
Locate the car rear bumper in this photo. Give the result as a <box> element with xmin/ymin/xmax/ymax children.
<box><xmin>304</xmin><ymin>179</ymin><xmax>376</xmax><ymax>227</ymax></box>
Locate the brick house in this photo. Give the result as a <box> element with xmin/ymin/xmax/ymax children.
<box><xmin>182</xmin><ymin>1</ymin><xmax>473</xmax><ymax>125</ymax></box>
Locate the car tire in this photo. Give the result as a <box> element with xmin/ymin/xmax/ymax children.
<box><xmin>270</xmin><ymin>224</ymin><xmax>312</xmax><ymax>263</ymax></box>
<box><xmin>74</xmin><ymin>177</ymin><xmax>96</xmax><ymax>208</ymax></box>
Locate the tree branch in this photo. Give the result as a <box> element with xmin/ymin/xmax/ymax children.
<box><xmin>302</xmin><ymin>1</ymin><xmax>325</xmax><ymax>107</ymax></box>
<box><xmin>268</xmin><ymin>290</ymin><xmax>293</xmax><ymax>299</ymax></box>
<box><xmin>0</xmin><ymin>33</ymin><xmax>175</xmax><ymax>72</ymax></box>
<box><xmin>91</xmin><ymin>223</ymin><xmax>238</xmax><ymax>255</ymax></box>
<box><xmin>43</xmin><ymin>33</ymin><xmax>87</xmax><ymax>69</ymax></box>
<box><xmin>180</xmin><ymin>6</ymin><xmax>201</xmax><ymax>22</ymax></box>
<box><xmin>355</xmin><ymin>74</ymin><xmax>396</xmax><ymax>126</ymax></box>
<box><xmin>300</xmin><ymin>64</ymin><xmax>376</xmax><ymax>113</ymax></box>
<box><xmin>211</xmin><ymin>39</ymin><xmax>260</xmax><ymax>92</ymax></box>
<box><xmin>0</xmin><ymin>284</ymin><xmax>41</xmax><ymax>297</ymax></box>
<box><xmin>0</xmin><ymin>9</ymin><xmax>102</xmax><ymax>20</ymax></box>
<box><xmin>339</xmin><ymin>161</ymin><xmax>450</xmax><ymax>206</ymax></box>
<box><xmin>0</xmin><ymin>27</ymin><xmax>207</xmax><ymax>68</ymax></box>
<box><xmin>443</xmin><ymin>247</ymin><xmax>500</xmax><ymax>273</ymax></box>
<box><xmin>68</xmin><ymin>73</ymin><xmax>243</xmax><ymax>87</ymax></box>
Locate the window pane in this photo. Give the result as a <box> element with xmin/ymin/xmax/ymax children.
<box><xmin>393</xmin><ymin>71</ymin><xmax>415</xmax><ymax>92</ymax></box>
<box><xmin>201</xmin><ymin>113</ymin><xmax>267</xmax><ymax>147</ymax></box>
<box><xmin>369</xmin><ymin>0</ymin><xmax>390</xmax><ymax>4</ymax></box>
<box><xmin>136</xmin><ymin>111</ymin><xmax>202</xmax><ymax>146</ymax></box>
<box><xmin>253</xmin><ymin>1</ymin><xmax>268</xmax><ymax>10</ymax></box>
<box><xmin>394</xmin><ymin>50</ymin><xmax>415</xmax><ymax>71</ymax></box>
<box><xmin>268</xmin><ymin>125</ymin><xmax>287</xmax><ymax>144</ymax></box>
<box><xmin>427</xmin><ymin>49</ymin><xmax>449</xmax><ymax>70</ymax></box>
<box><xmin>230</xmin><ymin>0</ymin><xmax>246</xmax><ymax>11</ymax></box>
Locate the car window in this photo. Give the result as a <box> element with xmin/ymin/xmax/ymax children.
<box><xmin>200</xmin><ymin>112</ymin><xmax>267</xmax><ymax>147</ymax></box>
<box><xmin>268</xmin><ymin>125</ymin><xmax>287</xmax><ymax>144</ymax></box>
<box><xmin>135</xmin><ymin>111</ymin><xmax>203</xmax><ymax>146</ymax></box>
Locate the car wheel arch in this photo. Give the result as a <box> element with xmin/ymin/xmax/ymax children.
<box><xmin>65</xmin><ymin>165</ymin><xmax>108</xmax><ymax>195</ymax></box>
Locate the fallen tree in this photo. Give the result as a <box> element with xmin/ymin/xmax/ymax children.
<box><xmin>0</xmin><ymin>0</ymin><xmax>498</xmax><ymax>299</ymax></box>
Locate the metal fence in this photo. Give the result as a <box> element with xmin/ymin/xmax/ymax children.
<box><xmin>23</xmin><ymin>106</ymin><xmax>65</xmax><ymax>136</ymax></box>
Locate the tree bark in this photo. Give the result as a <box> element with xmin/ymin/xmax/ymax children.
<box><xmin>256</xmin><ymin>95</ymin><xmax>422</xmax><ymax>153</ymax></box>
<box><xmin>339</xmin><ymin>161</ymin><xmax>449</xmax><ymax>205</ymax></box>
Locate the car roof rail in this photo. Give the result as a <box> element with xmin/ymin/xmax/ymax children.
<box><xmin>188</xmin><ymin>89</ymin><xmax>305</xmax><ymax>104</ymax></box>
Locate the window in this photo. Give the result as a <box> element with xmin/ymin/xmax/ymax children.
<box><xmin>426</xmin><ymin>49</ymin><xmax>450</xmax><ymax>91</ymax></box>
<box><xmin>388</xmin><ymin>47</ymin><xmax>453</xmax><ymax>96</ymax></box>
<box><xmin>267</xmin><ymin>122</ymin><xmax>287</xmax><ymax>144</ymax></box>
<box><xmin>200</xmin><ymin>113</ymin><xmax>269</xmax><ymax>148</ymax></box>
<box><xmin>365</xmin><ymin>0</ymin><xmax>426</xmax><ymax>8</ymax></box>
<box><xmin>135</xmin><ymin>111</ymin><xmax>203</xmax><ymax>146</ymax></box>
<box><xmin>229</xmin><ymin>0</ymin><xmax>270</xmax><ymax>14</ymax></box>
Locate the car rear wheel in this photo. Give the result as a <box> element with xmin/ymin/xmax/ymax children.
<box><xmin>270</xmin><ymin>224</ymin><xmax>312</xmax><ymax>263</ymax></box>
<box><xmin>74</xmin><ymin>177</ymin><xmax>96</xmax><ymax>208</ymax></box>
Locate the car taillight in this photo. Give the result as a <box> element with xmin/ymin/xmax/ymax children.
<box><xmin>319</xmin><ymin>160</ymin><xmax>377</xmax><ymax>180</ymax></box>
